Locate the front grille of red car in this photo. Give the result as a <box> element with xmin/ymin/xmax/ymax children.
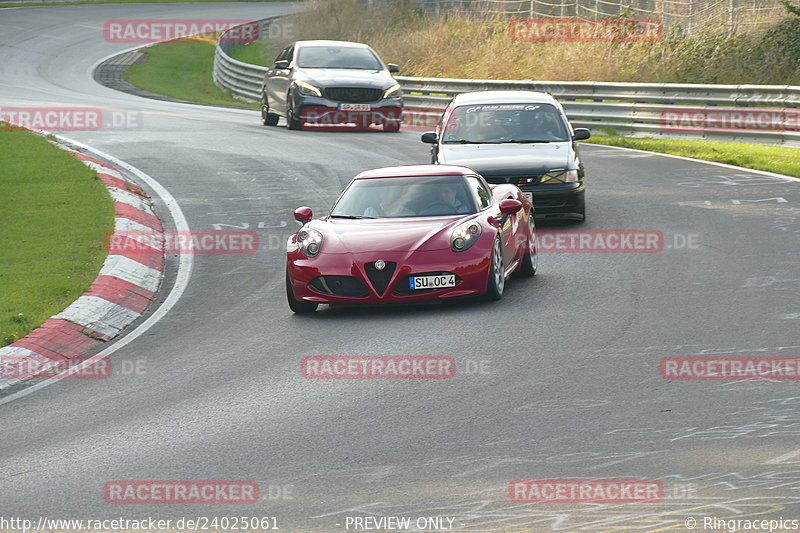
<box><xmin>364</xmin><ymin>261</ymin><xmax>397</xmax><ymax>296</ymax></box>
<box><xmin>324</xmin><ymin>87</ymin><xmax>384</xmax><ymax>103</ymax></box>
<box><xmin>309</xmin><ymin>276</ymin><xmax>370</xmax><ymax>297</ymax></box>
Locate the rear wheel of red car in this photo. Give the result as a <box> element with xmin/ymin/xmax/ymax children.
<box><xmin>518</xmin><ymin>214</ymin><xmax>537</xmax><ymax>277</ymax></box>
<box><xmin>286</xmin><ymin>265</ymin><xmax>318</xmax><ymax>313</ymax></box>
<box><xmin>485</xmin><ymin>236</ymin><xmax>505</xmax><ymax>301</ymax></box>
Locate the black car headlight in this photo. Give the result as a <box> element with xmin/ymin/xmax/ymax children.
<box><xmin>295</xmin><ymin>80</ymin><xmax>322</xmax><ymax>98</ymax></box>
<box><xmin>451</xmin><ymin>221</ymin><xmax>482</xmax><ymax>252</ymax></box>
<box><xmin>540</xmin><ymin>169</ymin><xmax>579</xmax><ymax>184</ymax></box>
<box><xmin>383</xmin><ymin>84</ymin><xmax>402</xmax><ymax>99</ymax></box>
<box><xmin>297</xmin><ymin>227</ymin><xmax>323</xmax><ymax>257</ymax></box>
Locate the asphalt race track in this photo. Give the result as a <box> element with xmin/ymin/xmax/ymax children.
<box><xmin>1</xmin><ymin>4</ymin><xmax>800</xmax><ymax>531</ymax></box>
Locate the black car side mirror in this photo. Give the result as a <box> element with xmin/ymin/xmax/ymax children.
<box><xmin>387</xmin><ymin>63</ymin><xmax>400</xmax><ymax>73</ymax></box>
<box><xmin>573</xmin><ymin>128</ymin><xmax>591</xmax><ymax>141</ymax></box>
<box><xmin>421</xmin><ymin>132</ymin><xmax>438</xmax><ymax>144</ymax></box>
<box><xmin>274</xmin><ymin>59</ymin><xmax>290</xmax><ymax>70</ymax></box>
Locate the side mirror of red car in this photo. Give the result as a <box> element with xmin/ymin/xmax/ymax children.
<box><xmin>499</xmin><ymin>199</ymin><xmax>522</xmax><ymax>215</ymax></box>
<box><xmin>294</xmin><ymin>206</ymin><xmax>313</xmax><ymax>223</ymax></box>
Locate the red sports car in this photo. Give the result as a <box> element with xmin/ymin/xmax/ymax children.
<box><xmin>285</xmin><ymin>165</ymin><xmax>537</xmax><ymax>313</ymax></box>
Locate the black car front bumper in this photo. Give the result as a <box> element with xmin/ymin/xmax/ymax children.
<box><xmin>521</xmin><ymin>182</ymin><xmax>585</xmax><ymax>220</ymax></box>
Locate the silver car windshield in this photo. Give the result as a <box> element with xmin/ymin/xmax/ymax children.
<box><xmin>442</xmin><ymin>103</ymin><xmax>570</xmax><ymax>143</ymax></box>
<box><xmin>297</xmin><ymin>46</ymin><xmax>383</xmax><ymax>70</ymax></box>
<box><xmin>330</xmin><ymin>176</ymin><xmax>477</xmax><ymax>218</ymax></box>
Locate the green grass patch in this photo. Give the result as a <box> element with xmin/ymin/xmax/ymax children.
<box><xmin>124</xmin><ymin>40</ymin><xmax>258</xmax><ymax>108</ymax></box>
<box><xmin>0</xmin><ymin>127</ymin><xmax>114</xmax><ymax>346</ymax></box>
<box><xmin>586</xmin><ymin>135</ymin><xmax>800</xmax><ymax>178</ymax></box>
<box><xmin>228</xmin><ymin>39</ymin><xmax>275</xmax><ymax>67</ymax></box>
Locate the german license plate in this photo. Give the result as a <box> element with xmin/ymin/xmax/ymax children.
<box><xmin>523</xmin><ymin>192</ymin><xmax>533</xmax><ymax>202</ymax></box>
<box><xmin>338</xmin><ymin>103</ymin><xmax>370</xmax><ymax>111</ymax></box>
<box><xmin>409</xmin><ymin>274</ymin><xmax>456</xmax><ymax>290</ymax></box>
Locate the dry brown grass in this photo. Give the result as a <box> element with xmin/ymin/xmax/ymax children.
<box><xmin>265</xmin><ymin>0</ymin><xmax>800</xmax><ymax>84</ymax></box>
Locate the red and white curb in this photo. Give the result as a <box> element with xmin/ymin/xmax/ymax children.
<box><xmin>0</xmin><ymin>148</ymin><xmax>164</xmax><ymax>391</ymax></box>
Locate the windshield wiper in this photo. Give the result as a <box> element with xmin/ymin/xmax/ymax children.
<box><xmin>329</xmin><ymin>214</ymin><xmax>376</xmax><ymax>219</ymax></box>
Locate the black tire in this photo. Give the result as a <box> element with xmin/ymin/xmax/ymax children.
<box><xmin>485</xmin><ymin>236</ymin><xmax>505</xmax><ymax>301</ymax></box>
<box><xmin>261</xmin><ymin>101</ymin><xmax>279</xmax><ymax>126</ymax></box>
<box><xmin>286</xmin><ymin>265</ymin><xmax>317</xmax><ymax>313</ymax></box>
<box><xmin>286</xmin><ymin>96</ymin><xmax>302</xmax><ymax>130</ymax></box>
<box><xmin>518</xmin><ymin>214</ymin><xmax>537</xmax><ymax>277</ymax></box>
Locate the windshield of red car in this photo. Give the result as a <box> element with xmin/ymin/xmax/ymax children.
<box><xmin>297</xmin><ymin>46</ymin><xmax>383</xmax><ymax>70</ymax></box>
<box><xmin>442</xmin><ymin>103</ymin><xmax>570</xmax><ymax>143</ymax></box>
<box><xmin>330</xmin><ymin>175</ymin><xmax>478</xmax><ymax>218</ymax></box>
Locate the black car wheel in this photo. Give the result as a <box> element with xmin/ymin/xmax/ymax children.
<box><xmin>485</xmin><ymin>236</ymin><xmax>505</xmax><ymax>301</ymax></box>
<box><xmin>261</xmin><ymin>102</ymin><xmax>279</xmax><ymax>126</ymax></box>
<box><xmin>286</xmin><ymin>265</ymin><xmax>318</xmax><ymax>313</ymax></box>
<box><xmin>517</xmin><ymin>214</ymin><xmax>537</xmax><ymax>277</ymax></box>
<box><xmin>286</xmin><ymin>96</ymin><xmax>302</xmax><ymax>130</ymax></box>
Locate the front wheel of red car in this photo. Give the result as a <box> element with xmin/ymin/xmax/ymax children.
<box><xmin>485</xmin><ymin>236</ymin><xmax>505</xmax><ymax>301</ymax></box>
<box><xmin>286</xmin><ymin>265</ymin><xmax>318</xmax><ymax>313</ymax></box>
<box><xmin>518</xmin><ymin>214</ymin><xmax>537</xmax><ymax>277</ymax></box>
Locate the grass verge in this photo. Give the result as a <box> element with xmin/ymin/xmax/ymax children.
<box><xmin>0</xmin><ymin>0</ymin><xmax>282</xmax><ymax>8</ymax></box>
<box><xmin>0</xmin><ymin>126</ymin><xmax>114</xmax><ymax>347</ymax></box>
<box><xmin>586</xmin><ymin>135</ymin><xmax>800</xmax><ymax>178</ymax></box>
<box><xmin>124</xmin><ymin>39</ymin><xmax>258</xmax><ymax>109</ymax></box>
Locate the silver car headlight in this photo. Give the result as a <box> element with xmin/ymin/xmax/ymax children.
<box><xmin>383</xmin><ymin>83</ymin><xmax>402</xmax><ymax>99</ymax></box>
<box><xmin>451</xmin><ymin>221</ymin><xmax>482</xmax><ymax>252</ymax></box>
<box><xmin>295</xmin><ymin>80</ymin><xmax>322</xmax><ymax>97</ymax></box>
<box><xmin>297</xmin><ymin>227</ymin><xmax>323</xmax><ymax>257</ymax></box>
<box><xmin>540</xmin><ymin>169</ymin><xmax>579</xmax><ymax>184</ymax></box>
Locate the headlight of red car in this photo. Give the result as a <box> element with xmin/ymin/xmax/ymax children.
<box><xmin>451</xmin><ymin>221</ymin><xmax>482</xmax><ymax>252</ymax></box>
<box><xmin>298</xmin><ymin>228</ymin><xmax>323</xmax><ymax>257</ymax></box>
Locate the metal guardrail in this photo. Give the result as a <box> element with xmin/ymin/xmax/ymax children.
<box><xmin>213</xmin><ymin>21</ymin><xmax>800</xmax><ymax>146</ymax></box>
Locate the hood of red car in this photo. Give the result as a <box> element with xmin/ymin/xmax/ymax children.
<box><xmin>308</xmin><ymin>216</ymin><xmax>472</xmax><ymax>253</ymax></box>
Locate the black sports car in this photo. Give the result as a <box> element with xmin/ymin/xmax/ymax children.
<box><xmin>422</xmin><ymin>91</ymin><xmax>591</xmax><ymax>220</ymax></box>
<box><xmin>261</xmin><ymin>40</ymin><xmax>403</xmax><ymax>131</ymax></box>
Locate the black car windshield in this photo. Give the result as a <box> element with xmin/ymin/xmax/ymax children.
<box><xmin>331</xmin><ymin>175</ymin><xmax>477</xmax><ymax>218</ymax></box>
<box><xmin>442</xmin><ymin>103</ymin><xmax>570</xmax><ymax>143</ymax></box>
<box><xmin>297</xmin><ymin>46</ymin><xmax>383</xmax><ymax>70</ymax></box>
